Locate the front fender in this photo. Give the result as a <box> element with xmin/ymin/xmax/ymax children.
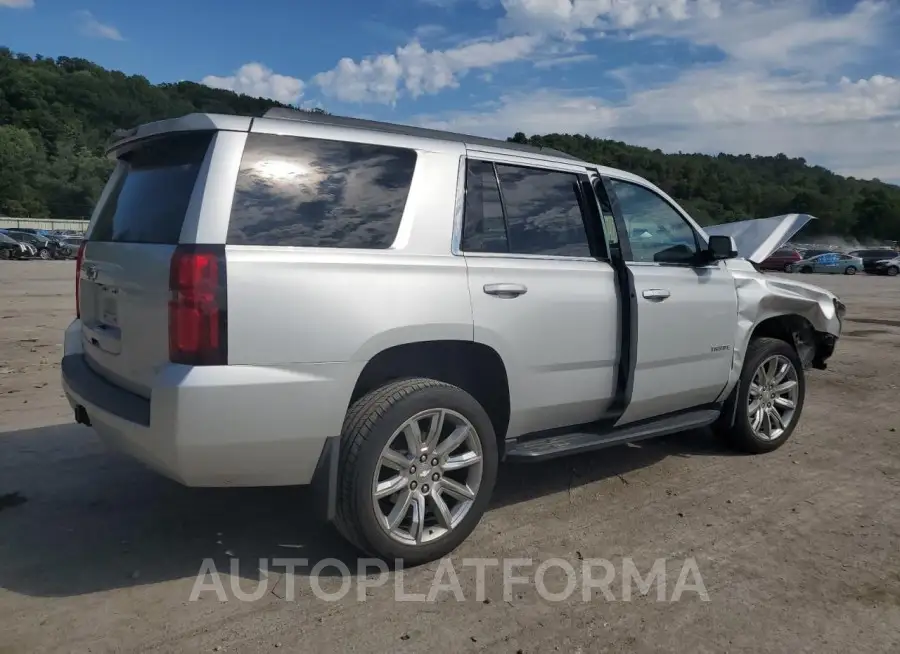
<box><xmin>716</xmin><ymin>259</ymin><xmax>842</xmax><ymax>404</ymax></box>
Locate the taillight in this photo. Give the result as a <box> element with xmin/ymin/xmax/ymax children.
<box><xmin>75</xmin><ymin>241</ymin><xmax>87</xmax><ymax>318</ymax></box>
<box><xmin>168</xmin><ymin>245</ymin><xmax>227</xmax><ymax>366</ymax></box>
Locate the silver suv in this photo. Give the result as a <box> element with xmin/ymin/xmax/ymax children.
<box><xmin>61</xmin><ymin>109</ymin><xmax>844</xmax><ymax>564</ymax></box>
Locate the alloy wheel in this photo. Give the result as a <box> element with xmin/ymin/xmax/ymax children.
<box><xmin>372</xmin><ymin>408</ymin><xmax>483</xmax><ymax>546</ymax></box>
<box><xmin>747</xmin><ymin>355</ymin><xmax>799</xmax><ymax>441</ymax></box>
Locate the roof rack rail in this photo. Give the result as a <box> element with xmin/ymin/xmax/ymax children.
<box><xmin>260</xmin><ymin>107</ymin><xmax>583</xmax><ymax>161</ymax></box>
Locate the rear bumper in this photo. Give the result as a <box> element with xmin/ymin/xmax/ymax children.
<box><xmin>61</xmin><ymin>319</ymin><xmax>363</xmax><ymax>487</ymax></box>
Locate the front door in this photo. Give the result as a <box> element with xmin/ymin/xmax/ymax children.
<box><xmin>602</xmin><ymin>176</ymin><xmax>738</xmax><ymax>425</ymax></box>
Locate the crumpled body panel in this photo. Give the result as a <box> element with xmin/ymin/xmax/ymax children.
<box><xmin>715</xmin><ymin>258</ymin><xmax>843</xmax><ymax>403</ymax></box>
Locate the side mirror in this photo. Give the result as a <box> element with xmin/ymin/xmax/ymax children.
<box><xmin>706</xmin><ymin>234</ymin><xmax>738</xmax><ymax>261</ymax></box>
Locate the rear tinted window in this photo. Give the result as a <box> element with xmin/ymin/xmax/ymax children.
<box><xmin>227</xmin><ymin>133</ymin><xmax>417</xmax><ymax>249</ymax></box>
<box><xmin>90</xmin><ymin>131</ymin><xmax>213</xmax><ymax>244</ymax></box>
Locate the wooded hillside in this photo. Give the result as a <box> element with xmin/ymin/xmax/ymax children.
<box><xmin>1</xmin><ymin>47</ymin><xmax>898</xmax><ymax>240</ymax></box>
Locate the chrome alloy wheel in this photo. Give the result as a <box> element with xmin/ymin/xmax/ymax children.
<box><xmin>372</xmin><ymin>408</ymin><xmax>483</xmax><ymax>546</ymax></box>
<box><xmin>747</xmin><ymin>354</ymin><xmax>800</xmax><ymax>441</ymax></box>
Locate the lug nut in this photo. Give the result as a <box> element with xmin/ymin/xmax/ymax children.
<box><xmin>432</xmin><ymin>473</ymin><xmax>440</xmax><ymax>481</ymax></box>
<box><xmin>422</xmin><ymin>484</ymin><xmax>430</xmax><ymax>493</ymax></box>
<box><xmin>409</xmin><ymin>465</ymin><xmax>417</xmax><ymax>474</ymax></box>
<box><xmin>420</xmin><ymin>454</ymin><xmax>428</xmax><ymax>463</ymax></box>
<box><xmin>410</xmin><ymin>481</ymin><xmax>418</xmax><ymax>490</ymax></box>
<box><xmin>431</xmin><ymin>458</ymin><xmax>439</xmax><ymax>466</ymax></box>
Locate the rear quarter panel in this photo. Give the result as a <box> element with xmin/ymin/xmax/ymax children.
<box><xmin>223</xmin><ymin>146</ymin><xmax>474</xmax><ymax>367</ymax></box>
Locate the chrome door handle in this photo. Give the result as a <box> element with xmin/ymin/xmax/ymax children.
<box><xmin>642</xmin><ymin>288</ymin><xmax>670</xmax><ymax>301</ymax></box>
<box><xmin>484</xmin><ymin>283</ymin><xmax>527</xmax><ymax>298</ymax></box>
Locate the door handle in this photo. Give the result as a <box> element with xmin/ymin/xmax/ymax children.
<box><xmin>642</xmin><ymin>288</ymin><xmax>670</xmax><ymax>301</ymax></box>
<box><xmin>483</xmin><ymin>283</ymin><xmax>527</xmax><ymax>298</ymax></box>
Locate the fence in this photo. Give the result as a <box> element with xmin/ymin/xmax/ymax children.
<box><xmin>0</xmin><ymin>218</ymin><xmax>90</xmax><ymax>233</ymax></box>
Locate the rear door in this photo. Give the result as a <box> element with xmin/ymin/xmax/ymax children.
<box><xmin>461</xmin><ymin>156</ymin><xmax>620</xmax><ymax>438</ymax></box>
<box><xmin>602</xmin><ymin>175</ymin><xmax>738</xmax><ymax>425</ymax></box>
<box><xmin>79</xmin><ymin>130</ymin><xmax>217</xmax><ymax>397</ymax></box>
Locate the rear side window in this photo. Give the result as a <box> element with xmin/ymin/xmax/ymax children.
<box><xmin>90</xmin><ymin>131</ymin><xmax>213</xmax><ymax>244</ymax></box>
<box><xmin>462</xmin><ymin>160</ymin><xmax>591</xmax><ymax>257</ymax></box>
<box><xmin>227</xmin><ymin>133</ymin><xmax>417</xmax><ymax>249</ymax></box>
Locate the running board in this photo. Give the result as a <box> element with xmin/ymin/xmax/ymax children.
<box><xmin>505</xmin><ymin>409</ymin><xmax>720</xmax><ymax>462</ymax></box>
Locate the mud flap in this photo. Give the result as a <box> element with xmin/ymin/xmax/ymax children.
<box><xmin>309</xmin><ymin>436</ymin><xmax>339</xmax><ymax>523</ymax></box>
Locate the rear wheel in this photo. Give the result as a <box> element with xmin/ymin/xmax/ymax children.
<box><xmin>0</xmin><ymin>249</ymin><xmax>10</xmax><ymax>260</ymax></box>
<box><xmin>888</xmin><ymin>266</ymin><xmax>899</xmax><ymax>277</ymax></box>
<box><xmin>334</xmin><ymin>378</ymin><xmax>498</xmax><ymax>566</ymax></box>
<box><xmin>783</xmin><ymin>263</ymin><xmax>793</xmax><ymax>272</ymax></box>
<box><xmin>844</xmin><ymin>266</ymin><xmax>857</xmax><ymax>275</ymax></box>
<box><xmin>713</xmin><ymin>337</ymin><xmax>805</xmax><ymax>454</ymax></box>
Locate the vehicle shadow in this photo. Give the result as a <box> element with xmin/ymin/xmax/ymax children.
<box><xmin>0</xmin><ymin>422</ymin><xmax>736</xmax><ymax>598</ymax></box>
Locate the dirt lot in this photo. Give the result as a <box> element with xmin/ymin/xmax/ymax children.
<box><xmin>1</xmin><ymin>260</ymin><xmax>898</xmax><ymax>654</ymax></box>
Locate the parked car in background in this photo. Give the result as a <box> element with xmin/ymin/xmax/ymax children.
<box><xmin>5</xmin><ymin>229</ymin><xmax>65</xmax><ymax>259</ymax></box>
<box><xmin>847</xmin><ymin>249</ymin><xmax>900</xmax><ymax>274</ymax></box>
<box><xmin>789</xmin><ymin>252</ymin><xmax>863</xmax><ymax>275</ymax></box>
<box><xmin>799</xmin><ymin>248</ymin><xmax>837</xmax><ymax>259</ymax></box>
<box><xmin>759</xmin><ymin>247</ymin><xmax>803</xmax><ymax>272</ymax></box>
<box><xmin>871</xmin><ymin>255</ymin><xmax>900</xmax><ymax>277</ymax></box>
<box><xmin>0</xmin><ymin>232</ymin><xmax>28</xmax><ymax>259</ymax></box>
<box><xmin>57</xmin><ymin>235</ymin><xmax>83</xmax><ymax>259</ymax></box>
<box><xmin>0</xmin><ymin>230</ymin><xmax>38</xmax><ymax>258</ymax></box>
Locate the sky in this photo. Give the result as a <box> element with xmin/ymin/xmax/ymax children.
<box><xmin>2</xmin><ymin>0</ymin><xmax>899</xmax><ymax>182</ymax></box>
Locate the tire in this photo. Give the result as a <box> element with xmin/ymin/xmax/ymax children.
<box><xmin>38</xmin><ymin>248</ymin><xmax>51</xmax><ymax>260</ymax></box>
<box><xmin>783</xmin><ymin>263</ymin><xmax>793</xmax><ymax>272</ymax></box>
<box><xmin>888</xmin><ymin>266</ymin><xmax>899</xmax><ymax>277</ymax></box>
<box><xmin>844</xmin><ymin>266</ymin><xmax>857</xmax><ymax>275</ymax></box>
<box><xmin>333</xmin><ymin>378</ymin><xmax>499</xmax><ymax>566</ymax></box>
<box><xmin>0</xmin><ymin>249</ymin><xmax>9</xmax><ymax>260</ymax></box>
<box><xmin>800</xmin><ymin>266</ymin><xmax>813</xmax><ymax>274</ymax></box>
<box><xmin>713</xmin><ymin>337</ymin><xmax>805</xmax><ymax>454</ymax></box>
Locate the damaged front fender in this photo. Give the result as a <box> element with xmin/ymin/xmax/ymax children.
<box><xmin>716</xmin><ymin>258</ymin><xmax>843</xmax><ymax>406</ymax></box>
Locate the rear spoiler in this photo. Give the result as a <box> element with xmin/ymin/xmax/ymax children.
<box><xmin>104</xmin><ymin>113</ymin><xmax>253</xmax><ymax>157</ymax></box>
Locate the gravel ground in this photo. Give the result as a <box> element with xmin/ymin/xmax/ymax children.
<box><xmin>1</xmin><ymin>261</ymin><xmax>898</xmax><ymax>654</ymax></box>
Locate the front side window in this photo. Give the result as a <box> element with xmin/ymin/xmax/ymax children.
<box><xmin>607</xmin><ymin>179</ymin><xmax>698</xmax><ymax>264</ymax></box>
<box><xmin>227</xmin><ymin>133</ymin><xmax>417</xmax><ymax>249</ymax></box>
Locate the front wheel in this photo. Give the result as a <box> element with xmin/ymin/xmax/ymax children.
<box><xmin>713</xmin><ymin>337</ymin><xmax>805</xmax><ymax>454</ymax></box>
<box><xmin>844</xmin><ymin>266</ymin><xmax>857</xmax><ymax>275</ymax></box>
<box><xmin>334</xmin><ymin>378</ymin><xmax>498</xmax><ymax>566</ymax></box>
<box><xmin>38</xmin><ymin>248</ymin><xmax>51</xmax><ymax>260</ymax></box>
<box><xmin>887</xmin><ymin>266</ymin><xmax>899</xmax><ymax>277</ymax></box>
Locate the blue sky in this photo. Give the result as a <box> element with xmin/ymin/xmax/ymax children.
<box><xmin>2</xmin><ymin>0</ymin><xmax>900</xmax><ymax>181</ymax></box>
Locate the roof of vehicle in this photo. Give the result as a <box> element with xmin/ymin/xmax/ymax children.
<box><xmin>106</xmin><ymin>108</ymin><xmax>656</xmax><ymax>181</ymax></box>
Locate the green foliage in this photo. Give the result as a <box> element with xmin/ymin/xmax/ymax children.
<box><xmin>1</xmin><ymin>47</ymin><xmax>899</xmax><ymax>241</ymax></box>
<box><xmin>513</xmin><ymin>134</ymin><xmax>900</xmax><ymax>240</ymax></box>
<box><xmin>0</xmin><ymin>47</ymin><xmax>316</xmax><ymax>219</ymax></box>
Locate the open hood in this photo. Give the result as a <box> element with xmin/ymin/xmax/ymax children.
<box><xmin>704</xmin><ymin>214</ymin><xmax>816</xmax><ymax>264</ymax></box>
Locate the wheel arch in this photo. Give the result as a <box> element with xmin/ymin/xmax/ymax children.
<box><xmin>349</xmin><ymin>339</ymin><xmax>512</xmax><ymax>449</ymax></box>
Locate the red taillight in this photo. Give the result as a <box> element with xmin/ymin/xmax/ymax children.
<box><xmin>168</xmin><ymin>245</ymin><xmax>227</xmax><ymax>366</ymax></box>
<box><xmin>75</xmin><ymin>241</ymin><xmax>87</xmax><ymax>319</ymax></box>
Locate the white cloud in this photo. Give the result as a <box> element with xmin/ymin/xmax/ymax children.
<box><xmin>0</xmin><ymin>0</ymin><xmax>34</xmax><ymax>8</ymax></box>
<box><xmin>414</xmin><ymin>70</ymin><xmax>900</xmax><ymax>181</ymax></box>
<box><xmin>312</xmin><ymin>35</ymin><xmax>540</xmax><ymax>104</ymax></box>
<box><xmin>202</xmin><ymin>63</ymin><xmax>304</xmax><ymax>104</ymax></box>
<box><xmin>499</xmin><ymin>0</ymin><xmax>723</xmax><ymax>36</ymax></box>
<box><xmin>75</xmin><ymin>10</ymin><xmax>124</xmax><ymax>41</ymax></box>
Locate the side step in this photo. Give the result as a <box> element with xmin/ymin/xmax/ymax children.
<box><xmin>505</xmin><ymin>409</ymin><xmax>720</xmax><ymax>462</ymax></box>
